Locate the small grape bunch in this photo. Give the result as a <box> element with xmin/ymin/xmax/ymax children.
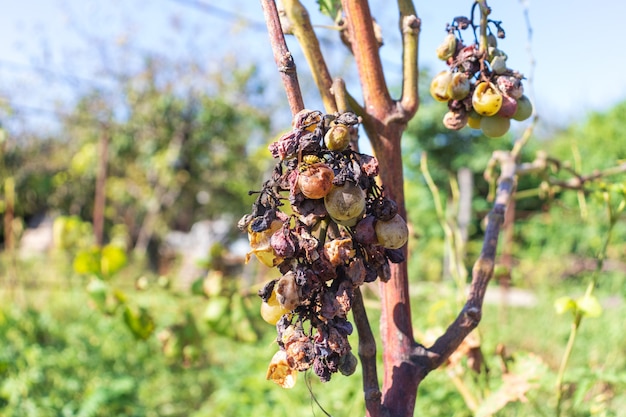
<box><xmin>238</xmin><ymin>109</ymin><xmax>409</xmax><ymax>387</ymax></box>
<box><xmin>429</xmin><ymin>13</ymin><xmax>533</xmax><ymax>138</ymax></box>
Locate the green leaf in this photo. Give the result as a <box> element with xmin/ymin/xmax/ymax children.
<box><xmin>572</xmin><ymin>376</ymin><xmax>596</xmax><ymax>409</ymax></box>
<box><xmin>100</xmin><ymin>244</ymin><xmax>127</xmax><ymax>277</ymax></box>
<box><xmin>86</xmin><ymin>279</ymin><xmax>123</xmax><ymax>314</ymax></box>
<box><xmin>74</xmin><ymin>248</ymin><xmax>101</xmax><ymax>276</ymax></box>
<box><xmin>181</xmin><ymin>311</ymin><xmax>202</xmax><ymax>346</ymax></box>
<box><xmin>86</xmin><ymin>279</ymin><xmax>109</xmax><ymax>312</ymax></box>
<box><xmin>204</xmin><ymin>296</ymin><xmax>234</xmax><ymax>336</ymax></box>
<box><xmin>202</xmin><ymin>271</ymin><xmax>223</xmax><ymax>297</ymax></box>
<box><xmin>113</xmin><ymin>289</ymin><xmax>128</xmax><ymax>304</ymax></box>
<box><xmin>230</xmin><ymin>294</ymin><xmax>258</xmax><ymax>343</ymax></box>
<box><xmin>554</xmin><ymin>296</ymin><xmax>576</xmax><ymax>315</ymax></box>
<box><xmin>123</xmin><ymin>305</ymin><xmax>155</xmax><ymax>340</ymax></box>
<box><xmin>70</xmin><ymin>142</ymin><xmax>97</xmax><ymax>176</ymax></box>
<box><xmin>317</xmin><ymin>0</ymin><xmax>341</xmax><ymax>19</ymax></box>
<box><xmin>74</xmin><ymin>244</ymin><xmax>127</xmax><ymax>278</ymax></box>
<box><xmin>190</xmin><ymin>277</ymin><xmax>206</xmax><ymax>297</ymax></box>
<box><xmin>576</xmin><ymin>294</ymin><xmax>603</xmax><ymax>318</ymax></box>
<box><xmin>77</xmin><ymin>378</ymin><xmax>135</xmax><ymax>417</ymax></box>
<box><xmin>204</xmin><ymin>296</ymin><xmax>230</xmax><ymax>325</ymax></box>
<box><xmin>55</xmin><ymin>215</ymin><xmax>94</xmax><ymax>250</ymax></box>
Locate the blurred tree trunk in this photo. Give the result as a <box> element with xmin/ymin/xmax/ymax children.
<box><xmin>3</xmin><ymin>177</ymin><xmax>15</xmax><ymax>251</ymax></box>
<box><xmin>93</xmin><ymin>125</ymin><xmax>109</xmax><ymax>247</ymax></box>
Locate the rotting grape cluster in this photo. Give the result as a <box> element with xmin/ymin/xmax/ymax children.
<box><xmin>430</xmin><ymin>11</ymin><xmax>533</xmax><ymax>137</ymax></box>
<box><xmin>238</xmin><ymin>109</ymin><xmax>408</xmax><ymax>387</ymax></box>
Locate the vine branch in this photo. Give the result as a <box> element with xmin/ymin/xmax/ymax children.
<box><xmin>549</xmin><ymin>162</ymin><xmax>626</xmax><ymax>190</ymax></box>
<box><xmin>341</xmin><ymin>0</ymin><xmax>394</xmax><ymax>122</ymax></box>
<box><xmin>260</xmin><ymin>0</ymin><xmax>305</xmax><ymax>115</ymax></box>
<box><xmin>352</xmin><ymin>288</ymin><xmax>383</xmax><ymax>415</ymax></box>
<box><xmin>412</xmin><ymin>150</ymin><xmax>516</xmax><ymax>371</ymax></box>
<box><xmin>398</xmin><ymin>0</ymin><xmax>420</xmax><ymax>120</ymax></box>
<box><xmin>282</xmin><ymin>0</ymin><xmax>337</xmax><ymax>113</ymax></box>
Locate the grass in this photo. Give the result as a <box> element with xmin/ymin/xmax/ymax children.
<box><xmin>1</xmin><ymin>240</ymin><xmax>626</xmax><ymax>417</ymax></box>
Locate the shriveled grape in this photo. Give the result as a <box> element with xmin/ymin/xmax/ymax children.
<box><xmin>375</xmin><ymin>214</ymin><xmax>409</xmax><ymax>249</ymax></box>
<box><xmin>324</xmin><ymin>182</ymin><xmax>366</xmax><ymax>223</ymax></box>
<box><xmin>298</xmin><ymin>163</ymin><xmax>334</xmax><ymax>199</ymax></box>
<box><xmin>243</xmin><ymin>110</ymin><xmax>406</xmax><ymax>385</ymax></box>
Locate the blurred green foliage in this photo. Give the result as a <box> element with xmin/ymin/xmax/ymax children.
<box><xmin>2</xmin><ymin>59</ymin><xmax>271</xmax><ymax>249</ymax></box>
<box><xmin>1</xmin><ymin>250</ymin><xmax>626</xmax><ymax>416</ymax></box>
<box><xmin>547</xmin><ymin>101</ymin><xmax>626</xmax><ymax>172</ymax></box>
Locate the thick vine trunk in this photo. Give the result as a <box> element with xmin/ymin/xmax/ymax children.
<box><xmin>370</xmin><ymin>126</ymin><xmax>418</xmax><ymax>417</ymax></box>
<box><xmin>340</xmin><ymin>0</ymin><xmax>419</xmax><ymax>412</ymax></box>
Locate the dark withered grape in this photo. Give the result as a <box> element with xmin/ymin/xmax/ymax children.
<box><xmin>242</xmin><ymin>110</ymin><xmax>409</xmax><ymax>386</ymax></box>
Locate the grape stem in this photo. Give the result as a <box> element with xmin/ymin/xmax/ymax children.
<box><xmin>476</xmin><ymin>0</ymin><xmax>491</xmax><ymax>54</ymax></box>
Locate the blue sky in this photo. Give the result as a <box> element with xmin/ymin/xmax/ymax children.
<box><xmin>1</xmin><ymin>0</ymin><xmax>626</xmax><ymax>134</ymax></box>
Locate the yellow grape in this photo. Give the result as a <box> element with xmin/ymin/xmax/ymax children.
<box><xmin>324</xmin><ymin>123</ymin><xmax>350</xmax><ymax>151</ymax></box>
<box><xmin>429</xmin><ymin>71</ymin><xmax>453</xmax><ymax>102</ymax></box>
<box><xmin>472</xmin><ymin>82</ymin><xmax>502</xmax><ymax>116</ymax></box>
<box><xmin>261</xmin><ymin>288</ymin><xmax>290</xmax><ymax>325</ymax></box>
<box><xmin>467</xmin><ymin>110</ymin><xmax>482</xmax><ymax>129</ymax></box>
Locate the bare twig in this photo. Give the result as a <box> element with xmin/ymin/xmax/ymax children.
<box><xmin>282</xmin><ymin>0</ymin><xmax>337</xmax><ymax>113</ymax></box>
<box><xmin>352</xmin><ymin>288</ymin><xmax>383</xmax><ymax>415</ymax></box>
<box><xmin>549</xmin><ymin>162</ymin><xmax>626</xmax><ymax>190</ymax></box>
<box><xmin>511</xmin><ymin>115</ymin><xmax>537</xmax><ymax>159</ymax></box>
<box><xmin>331</xmin><ymin>77</ymin><xmax>350</xmax><ymax>114</ymax></box>
<box><xmin>476</xmin><ymin>0</ymin><xmax>491</xmax><ymax>54</ymax></box>
<box><xmin>260</xmin><ymin>0</ymin><xmax>305</xmax><ymax>115</ymax></box>
<box><xmin>413</xmin><ymin>151</ymin><xmax>516</xmax><ymax>371</ymax></box>
<box><xmin>398</xmin><ymin>0</ymin><xmax>420</xmax><ymax>119</ymax></box>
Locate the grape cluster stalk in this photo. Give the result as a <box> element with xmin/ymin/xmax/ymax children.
<box><xmin>238</xmin><ymin>109</ymin><xmax>409</xmax><ymax>387</ymax></box>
